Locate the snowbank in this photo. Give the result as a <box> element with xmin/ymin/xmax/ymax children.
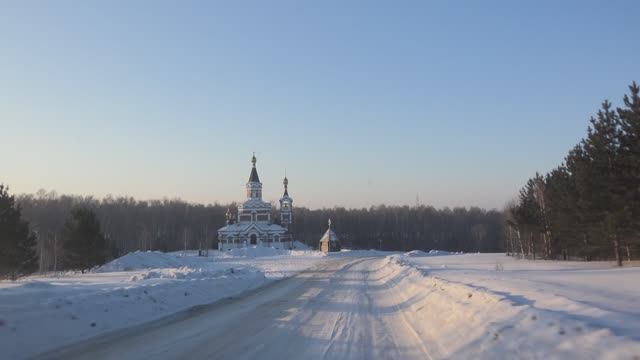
<box><xmin>0</xmin><ymin>249</ymin><xmax>325</xmax><ymax>359</ymax></box>
<box><xmin>328</xmin><ymin>249</ymin><xmax>398</xmax><ymax>257</ymax></box>
<box><xmin>291</xmin><ymin>240</ymin><xmax>312</xmax><ymax>250</ymax></box>
<box><xmin>224</xmin><ymin>246</ymin><xmax>289</xmax><ymax>258</ymax></box>
<box><xmin>96</xmin><ymin>251</ymin><xmax>198</xmax><ymax>272</ymax></box>
<box><xmin>384</xmin><ymin>252</ymin><xmax>640</xmax><ymax>359</ymax></box>
<box><xmin>404</xmin><ymin>249</ymin><xmax>460</xmax><ymax>257</ymax></box>
<box><xmin>216</xmin><ymin>246</ymin><xmax>325</xmax><ymax>259</ymax></box>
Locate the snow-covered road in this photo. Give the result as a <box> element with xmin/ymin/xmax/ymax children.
<box><xmin>40</xmin><ymin>257</ymin><xmax>438</xmax><ymax>360</ymax></box>
<box><xmin>24</xmin><ymin>252</ymin><xmax>640</xmax><ymax>359</ymax></box>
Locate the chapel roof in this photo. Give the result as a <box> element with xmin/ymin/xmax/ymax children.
<box><xmin>218</xmin><ymin>222</ymin><xmax>287</xmax><ymax>233</ymax></box>
<box><xmin>319</xmin><ymin>228</ymin><xmax>339</xmax><ymax>243</ymax></box>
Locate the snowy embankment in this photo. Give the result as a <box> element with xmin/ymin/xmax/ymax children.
<box><xmin>385</xmin><ymin>252</ymin><xmax>640</xmax><ymax>359</ymax></box>
<box><xmin>0</xmin><ymin>247</ymin><xmax>325</xmax><ymax>359</ymax></box>
<box><xmin>3</xmin><ymin>249</ymin><xmax>638</xmax><ymax>359</ymax></box>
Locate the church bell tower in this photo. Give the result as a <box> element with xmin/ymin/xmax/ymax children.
<box><xmin>279</xmin><ymin>175</ymin><xmax>293</xmax><ymax>228</ymax></box>
<box><xmin>246</xmin><ymin>153</ymin><xmax>263</xmax><ymax>200</ymax></box>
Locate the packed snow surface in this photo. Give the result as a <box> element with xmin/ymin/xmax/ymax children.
<box><xmin>2</xmin><ymin>250</ymin><xmax>639</xmax><ymax>359</ymax></box>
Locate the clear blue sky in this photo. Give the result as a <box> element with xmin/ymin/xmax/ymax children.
<box><xmin>2</xmin><ymin>1</ymin><xmax>638</xmax><ymax>209</ymax></box>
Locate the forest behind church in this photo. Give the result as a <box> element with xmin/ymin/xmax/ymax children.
<box><xmin>8</xmin><ymin>190</ymin><xmax>504</xmax><ymax>274</ymax></box>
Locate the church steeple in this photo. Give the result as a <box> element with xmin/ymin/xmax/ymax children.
<box><xmin>246</xmin><ymin>153</ymin><xmax>263</xmax><ymax>200</ymax></box>
<box><xmin>279</xmin><ymin>173</ymin><xmax>293</xmax><ymax>228</ymax></box>
<box><xmin>283</xmin><ymin>174</ymin><xmax>289</xmax><ymax>196</ymax></box>
<box><xmin>248</xmin><ymin>152</ymin><xmax>260</xmax><ymax>183</ymax></box>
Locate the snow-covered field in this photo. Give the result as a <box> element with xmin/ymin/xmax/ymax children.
<box><xmin>1</xmin><ymin>249</ymin><xmax>639</xmax><ymax>359</ymax></box>
<box><xmin>0</xmin><ymin>247</ymin><xmax>328</xmax><ymax>359</ymax></box>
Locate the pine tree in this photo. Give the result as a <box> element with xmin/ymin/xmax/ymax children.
<box><xmin>515</xmin><ymin>178</ymin><xmax>542</xmax><ymax>259</ymax></box>
<box><xmin>0</xmin><ymin>184</ymin><xmax>38</xmax><ymax>279</ymax></box>
<box><xmin>507</xmin><ymin>82</ymin><xmax>639</xmax><ymax>263</ymax></box>
<box><xmin>581</xmin><ymin>101</ymin><xmax>626</xmax><ymax>265</ymax></box>
<box><xmin>530</xmin><ymin>173</ymin><xmax>552</xmax><ymax>259</ymax></box>
<box><xmin>62</xmin><ymin>208</ymin><xmax>107</xmax><ymax>271</ymax></box>
<box><xmin>565</xmin><ymin>143</ymin><xmax>595</xmax><ymax>259</ymax></box>
<box><xmin>617</xmin><ymin>82</ymin><xmax>640</xmax><ymax>259</ymax></box>
<box><xmin>545</xmin><ymin>166</ymin><xmax>579</xmax><ymax>259</ymax></box>
<box><xmin>504</xmin><ymin>201</ymin><xmax>524</xmax><ymax>257</ymax></box>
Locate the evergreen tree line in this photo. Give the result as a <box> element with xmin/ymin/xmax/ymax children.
<box><xmin>506</xmin><ymin>82</ymin><xmax>640</xmax><ymax>265</ymax></box>
<box><xmin>12</xmin><ymin>191</ymin><xmax>230</xmax><ymax>275</ymax></box>
<box><xmin>0</xmin><ymin>185</ymin><xmax>37</xmax><ymax>279</ymax></box>
<box><xmin>1</xmin><ymin>188</ymin><xmax>504</xmax><ymax>277</ymax></box>
<box><xmin>1</xmin><ymin>187</ymin><xmax>115</xmax><ymax>278</ymax></box>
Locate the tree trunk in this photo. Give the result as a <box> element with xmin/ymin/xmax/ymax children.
<box><xmin>530</xmin><ymin>232</ymin><xmax>535</xmax><ymax>260</ymax></box>
<box><xmin>508</xmin><ymin>228</ymin><xmax>515</xmax><ymax>256</ymax></box>
<box><xmin>517</xmin><ymin>229</ymin><xmax>525</xmax><ymax>259</ymax></box>
<box><xmin>613</xmin><ymin>236</ymin><xmax>622</xmax><ymax>267</ymax></box>
<box><xmin>546</xmin><ymin>231</ymin><xmax>553</xmax><ymax>259</ymax></box>
<box><xmin>542</xmin><ymin>232</ymin><xmax>549</xmax><ymax>259</ymax></box>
